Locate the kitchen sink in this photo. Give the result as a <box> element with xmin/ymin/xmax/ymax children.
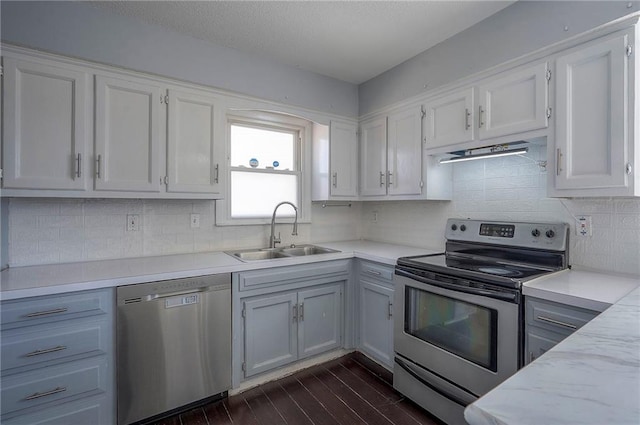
<box><xmin>227</xmin><ymin>244</ymin><xmax>340</xmax><ymax>261</ymax></box>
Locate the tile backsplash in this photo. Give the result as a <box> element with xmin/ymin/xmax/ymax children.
<box><xmin>5</xmin><ymin>144</ymin><xmax>640</xmax><ymax>276</ymax></box>
<box><xmin>7</xmin><ymin>199</ymin><xmax>363</xmax><ymax>267</ymax></box>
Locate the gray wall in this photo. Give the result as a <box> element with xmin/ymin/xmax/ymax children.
<box><xmin>359</xmin><ymin>1</ymin><xmax>640</xmax><ymax>115</ymax></box>
<box><xmin>0</xmin><ymin>1</ymin><xmax>359</xmax><ymax>118</ymax></box>
<box><xmin>1</xmin><ymin>199</ymin><xmax>8</xmax><ymax>270</ymax></box>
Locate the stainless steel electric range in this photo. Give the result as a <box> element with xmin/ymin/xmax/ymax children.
<box><xmin>393</xmin><ymin>218</ymin><xmax>570</xmax><ymax>425</ymax></box>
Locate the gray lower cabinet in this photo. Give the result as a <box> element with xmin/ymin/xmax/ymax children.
<box><xmin>525</xmin><ymin>296</ymin><xmax>598</xmax><ymax>365</ymax></box>
<box><xmin>0</xmin><ymin>289</ymin><xmax>115</xmax><ymax>425</ymax></box>
<box><xmin>357</xmin><ymin>260</ymin><xmax>394</xmax><ymax>369</ymax></box>
<box><xmin>235</xmin><ymin>260</ymin><xmax>349</xmax><ymax>383</ymax></box>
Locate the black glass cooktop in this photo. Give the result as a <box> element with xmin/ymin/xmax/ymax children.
<box><xmin>397</xmin><ymin>253</ymin><xmax>556</xmax><ymax>287</ymax></box>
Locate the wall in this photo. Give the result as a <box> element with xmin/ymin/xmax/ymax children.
<box><xmin>359</xmin><ymin>1</ymin><xmax>640</xmax><ymax>115</ymax></box>
<box><xmin>361</xmin><ymin>145</ymin><xmax>640</xmax><ymax>277</ymax></box>
<box><xmin>0</xmin><ymin>1</ymin><xmax>358</xmax><ymax>118</ymax></box>
<box><xmin>7</xmin><ymin>200</ymin><xmax>362</xmax><ymax>267</ymax></box>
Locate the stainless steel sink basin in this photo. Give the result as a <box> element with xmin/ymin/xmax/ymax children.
<box><xmin>227</xmin><ymin>245</ymin><xmax>340</xmax><ymax>261</ymax></box>
<box><xmin>279</xmin><ymin>245</ymin><xmax>338</xmax><ymax>256</ymax></box>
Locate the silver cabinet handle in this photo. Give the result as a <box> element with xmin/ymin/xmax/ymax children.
<box><xmin>96</xmin><ymin>154</ymin><xmax>102</xmax><ymax>179</ymax></box>
<box><xmin>556</xmin><ymin>148</ymin><xmax>563</xmax><ymax>175</ymax></box>
<box><xmin>626</xmin><ymin>163</ymin><xmax>633</xmax><ymax>175</ymax></box>
<box><xmin>388</xmin><ymin>301</ymin><xmax>393</xmax><ymax>319</ymax></box>
<box><xmin>24</xmin><ymin>345</ymin><xmax>67</xmax><ymax>357</ymax></box>
<box><xmin>537</xmin><ymin>315</ymin><xmax>577</xmax><ymax>330</ymax></box>
<box><xmin>24</xmin><ymin>386</ymin><xmax>67</xmax><ymax>401</ymax></box>
<box><xmin>478</xmin><ymin>105</ymin><xmax>485</xmax><ymax>128</ymax></box>
<box><xmin>364</xmin><ymin>269</ymin><xmax>381</xmax><ymax>276</ymax></box>
<box><xmin>292</xmin><ymin>304</ymin><xmax>298</xmax><ymax>323</ymax></box>
<box><xmin>332</xmin><ymin>172</ymin><xmax>338</xmax><ymax>188</ymax></box>
<box><xmin>379</xmin><ymin>171</ymin><xmax>385</xmax><ymax>187</ymax></box>
<box><xmin>75</xmin><ymin>153</ymin><xmax>81</xmax><ymax>178</ymax></box>
<box><xmin>465</xmin><ymin>108</ymin><xmax>471</xmax><ymax>130</ymax></box>
<box><xmin>387</xmin><ymin>171</ymin><xmax>393</xmax><ymax>186</ymax></box>
<box><xmin>25</xmin><ymin>307</ymin><xmax>68</xmax><ymax>318</ymax></box>
<box><xmin>214</xmin><ymin>164</ymin><xmax>220</xmax><ymax>184</ymax></box>
<box><xmin>299</xmin><ymin>302</ymin><xmax>304</xmax><ymax>321</ymax></box>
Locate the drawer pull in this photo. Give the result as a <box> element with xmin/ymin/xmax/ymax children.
<box><xmin>537</xmin><ymin>315</ymin><xmax>577</xmax><ymax>329</ymax></box>
<box><xmin>25</xmin><ymin>307</ymin><xmax>69</xmax><ymax>318</ymax></box>
<box><xmin>365</xmin><ymin>269</ymin><xmax>382</xmax><ymax>276</ymax></box>
<box><xmin>24</xmin><ymin>386</ymin><xmax>67</xmax><ymax>401</ymax></box>
<box><xmin>24</xmin><ymin>345</ymin><xmax>68</xmax><ymax>357</ymax></box>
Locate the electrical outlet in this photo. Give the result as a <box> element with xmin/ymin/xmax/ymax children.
<box><xmin>575</xmin><ymin>216</ymin><xmax>592</xmax><ymax>237</ymax></box>
<box><xmin>190</xmin><ymin>213</ymin><xmax>200</xmax><ymax>229</ymax></box>
<box><xmin>127</xmin><ymin>214</ymin><xmax>140</xmax><ymax>232</ymax></box>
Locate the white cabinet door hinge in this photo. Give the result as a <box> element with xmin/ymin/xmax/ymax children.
<box><xmin>421</xmin><ymin>106</ymin><xmax>426</xmax><ymax>119</ymax></box>
<box><xmin>547</xmin><ymin>107</ymin><xmax>552</xmax><ymax>119</ymax></box>
<box><xmin>627</xmin><ymin>45</ymin><xmax>633</xmax><ymax>57</ymax></box>
<box><xmin>546</xmin><ymin>69</ymin><xmax>552</xmax><ymax>81</ymax></box>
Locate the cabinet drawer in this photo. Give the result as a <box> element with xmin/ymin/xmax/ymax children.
<box><xmin>2</xmin><ymin>321</ymin><xmax>109</xmax><ymax>375</ymax></box>
<box><xmin>526</xmin><ymin>297</ymin><xmax>598</xmax><ymax>336</ymax></box>
<box><xmin>1</xmin><ymin>290</ymin><xmax>112</xmax><ymax>330</ymax></box>
<box><xmin>1</xmin><ymin>358</ymin><xmax>107</xmax><ymax>418</ymax></box>
<box><xmin>1</xmin><ymin>395</ymin><xmax>109</xmax><ymax>425</ymax></box>
<box><xmin>359</xmin><ymin>261</ymin><xmax>393</xmax><ymax>283</ymax></box>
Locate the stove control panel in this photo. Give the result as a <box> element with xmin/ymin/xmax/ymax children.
<box><xmin>446</xmin><ymin>219</ymin><xmax>569</xmax><ymax>251</ymax></box>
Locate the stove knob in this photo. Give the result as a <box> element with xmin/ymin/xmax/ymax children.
<box><xmin>531</xmin><ymin>229</ymin><xmax>540</xmax><ymax>238</ymax></box>
<box><xmin>460</xmin><ymin>224</ymin><xmax>467</xmax><ymax>232</ymax></box>
<box><xmin>451</xmin><ymin>224</ymin><xmax>458</xmax><ymax>231</ymax></box>
<box><xmin>546</xmin><ymin>229</ymin><xmax>555</xmax><ymax>238</ymax></box>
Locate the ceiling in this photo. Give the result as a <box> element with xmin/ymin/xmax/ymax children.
<box><xmin>89</xmin><ymin>1</ymin><xmax>515</xmax><ymax>84</ymax></box>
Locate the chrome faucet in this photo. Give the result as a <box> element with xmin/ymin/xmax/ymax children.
<box><xmin>269</xmin><ymin>201</ymin><xmax>298</xmax><ymax>248</ymax></box>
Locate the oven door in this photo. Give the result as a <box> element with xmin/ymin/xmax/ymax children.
<box><xmin>394</xmin><ymin>271</ymin><xmax>520</xmax><ymax>398</ymax></box>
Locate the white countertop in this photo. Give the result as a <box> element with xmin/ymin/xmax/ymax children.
<box><xmin>523</xmin><ymin>268</ymin><xmax>640</xmax><ymax>312</ymax></box>
<box><xmin>465</xmin><ymin>286</ymin><xmax>640</xmax><ymax>425</ymax></box>
<box><xmin>0</xmin><ymin>240</ymin><xmax>440</xmax><ymax>301</ymax></box>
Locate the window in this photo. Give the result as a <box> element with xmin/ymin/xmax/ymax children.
<box><xmin>217</xmin><ymin>111</ymin><xmax>311</xmax><ymax>225</ymax></box>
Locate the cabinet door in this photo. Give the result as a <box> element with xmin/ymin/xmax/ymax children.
<box><xmin>425</xmin><ymin>88</ymin><xmax>475</xmax><ymax>150</ymax></box>
<box><xmin>555</xmin><ymin>34</ymin><xmax>630</xmax><ymax>191</ymax></box>
<box><xmin>243</xmin><ymin>293</ymin><xmax>297</xmax><ymax>377</ymax></box>
<box><xmin>329</xmin><ymin>121</ymin><xmax>358</xmax><ymax>197</ymax></box>
<box><xmin>360</xmin><ymin>117</ymin><xmax>388</xmax><ymax>196</ymax></box>
<box><xmin>297</xmin><ymin>285</ymin><xmax>342</xmax><ymax>360</ymax></box>
<box><xmin>387</xmin><ymin>105</ymin><xmax>423</xmax><ymax>196</ymax></box>
<box><xmin>2</xmin><ymin>58</ymin><xmax>88</xmax><ymax>190</ymax></box>
<box><xmin>359</xmin><ymin>281</ymin><xmax>393</xmax><ymax>367</ymax></box>
<box><xmin>478</xmin><ymin>62</ymin><xmax>549</xmax><ymax>140</ymax></box>
<box><xmin>166</xmin><ymin>89</ymin><xmax>221</xmax><ymax>194</ymax></box>
<box><xmin>94</xmin><ymin>75</ymin><xmax>162</xmax><ymax>192</ymax></box>
<box><xmin>526</xmin><ymin>330</ymin><xmax>562</xmax><ymax>365</ymax></box>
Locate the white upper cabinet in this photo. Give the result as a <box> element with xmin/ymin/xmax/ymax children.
<box><xmin>478</xmin><ymin>62</ymin><xmax>549</xmax><ymax>140</ymax></box>
<box><xmin>424</xmin><ymin>62</ymin><xmax>550</xmax><ymax>153</ymax></box>
<box><xmin>359</xmin><ymin>116</ymin><xmax>388</xmax><ymax>197</ymax></box>
<box><xmin>94</xmin><ymin>75</ymin><xmax>163</xmax><ymax>192</ymax></box>
<box><xmin>387</xmin><ymin>105</ymin><xmax>423</xmax><ymax>196</ymax></box>
<box><xmin>2</xmin><ymin>57</ymin><xmax>89</xmax><ymax>190</ymax></box>
<box><xmin>166</xmin><ymin>88</ymin><xmax>222</xmax><ymax>194</ymax></box>
<box><xmin>329</xmin><ymin>120</ymin><xmax>358</xmax><ymax>197</ymax></box>
<box><xmin>425</xmin><ymin>88</ymin><xmax>475</xmax><ymax>150</ymax></box>
<box><xmin>552</xmin><ymin>31</ymin><xmax>636</xmax><ymax>196</ymax></box>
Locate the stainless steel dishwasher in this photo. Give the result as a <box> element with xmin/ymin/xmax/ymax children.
<box><xmin>117</xmin><ymin>274</ymin><xmax>231</xmax><ymax>425</ymax></box>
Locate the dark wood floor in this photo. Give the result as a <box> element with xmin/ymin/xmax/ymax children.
<box><xmin>151</xmin><ymin>352</ymin><xmax>442</xmax><ymax>425</ymax></box>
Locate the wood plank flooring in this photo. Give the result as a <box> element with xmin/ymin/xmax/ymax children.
<box><xmin>150</xmin><ymin>353</ymin><xmax>442</xmax><ymax>425</ymax></box>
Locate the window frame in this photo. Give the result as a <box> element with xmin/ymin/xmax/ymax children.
<box><xmin>216</xmin><ymin>110</ymin><xmax>312</xmax><ymax>226</ymax></box>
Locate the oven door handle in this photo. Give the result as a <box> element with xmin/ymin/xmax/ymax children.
<box><xmin>396</xmin><ymin>269</ymin><xmax>519</xmax><ymax>303</ymax></box>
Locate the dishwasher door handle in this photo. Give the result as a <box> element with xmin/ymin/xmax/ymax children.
<box><xmin>145</xmin><ymin>288</ymin><xmax>208</xmax><ymax>301</ymax></box>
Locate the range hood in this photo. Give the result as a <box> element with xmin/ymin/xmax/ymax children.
<box><xmin>439</xmin><ymin>141</ymin><xmax>529</xmax><ymax>164</ymax></box>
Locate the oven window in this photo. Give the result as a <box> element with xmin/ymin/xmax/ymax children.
<box><xmin>404</xmin><ymin>287</ymin><xmax>498</xmax><ymax>371</ymax></box>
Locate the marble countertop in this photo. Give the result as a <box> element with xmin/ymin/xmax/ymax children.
<box><xmin>523</xmin><ymin>268</ymin><xmax>640</xmax><ymax>312</ymax></box>
<box><xmin>0</xmin><ymin>240</ymin><xmax>440</xmax><ymax>300</ymax></box>
<box><xmin>465</xmin><ymin>286</ymin><xmax>640</xmax><ymax>425</ymax></box>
